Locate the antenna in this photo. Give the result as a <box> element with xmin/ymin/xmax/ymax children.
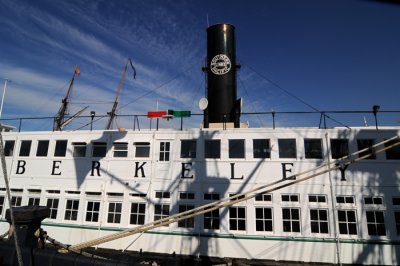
<box><xmin>206</xmin><ymin>13</ymin><xmax>209</xmax><ymax>27</ymax></box>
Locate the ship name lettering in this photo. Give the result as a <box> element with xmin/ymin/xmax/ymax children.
<box><xmin>91</xmin><ymin>161</ymin><xmax>101</xmax><ymax>176</ymax></box>
<box><xmin>51</xmin><ymin>160</ymin><xmax>62</xmax><ymax>175</ymax></box>
<box><xmin>181</xmin><ymin>163</ymin><xmax>193</xmax><ymax>178</ymax></box>
<box><xmin>134</xmin><ymin>162</ymin><xmax>147</xmax><ymax>178</ymax></box>
<box><xmin>230</xmin><ymin>163</ymin><xmax>243</xmax><ymax>179</ymax></box>
<box><xmin>281</xmin><ymin>163</ymin><xmax>296</xmax><ymax>180</ymax></box>
<box><xmin>16</xmin><ymin>160</ymin><xmax>26</xmax><ymax>175</ymax></box>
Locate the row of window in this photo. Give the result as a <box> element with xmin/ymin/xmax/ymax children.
<box><xmin>1</xmin><ymin>193</ymin><xmax>399</xmax><ymax>237</ymax></box>
<box><xmin>3</xmin><ymin>137</ymin><xmax>400</xmax><ymax>160</ymax></box>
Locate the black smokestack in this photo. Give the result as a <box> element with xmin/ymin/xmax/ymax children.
<box><xmin>204</xmin><ymin>24</ymin><xmax>240</xmax><ymax>128</ymax></box>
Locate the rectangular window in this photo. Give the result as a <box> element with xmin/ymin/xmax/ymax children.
<box><xmin>113</xmin><ymin>142</ymin><xmax>128</xmax><ymax>157</ymax></box>
<box><xmin>255</xmin><ymin>193</ymin><xmax>272</xmax><ymax>202</ymax></box>
<box><xmin>107</xmin><ymin>202</ymin><xmax>122</xmax><ymax>223</ymax></box>
<box><xmin>229</xmin><ymin>207</ymin><xmax>246</xmax><ymax>231</ymax></box>
<box><xmin>54</xmin><ymin>140</ymin><xmax>68</xmax><ymax>157</ymax></box>
<box><xmin>309</xmin><ymin>195</ymin><xmax>327</xmax><ymax>203</ymax></box>
<box><xmin>278</xmin><ymin>139</ymin><xmax>296</xmax><ymax>158</ymax></box>
<box><xmin>310</xmin><ymin>209</ymin><xmax>329</xmax><ymax>234</ymax></box>
<box><xmin>178</xmin><ymin>204</ymin><xmax>195</xmax><ymax>228</ymax></box>
<box><xmin>364</xmin><ymin>197</ymin><xmax>383</xmax><ymax>205</ymax></box>
<box><xmin>155</xmin><ymin>191</ymin><xmax>170</xmax><ymax>199</ymax></box>
<box><xmin>11</xmin><ymin>196</ymin><xmax>22</xmax><ymax>207</ymax></box>
<box><xmin>204</xmin><ymin>207</ymin><xmax>219</xmax><ymax>229</ymax></box>
<box><xmin>154</xmin><ymin>204</ymin><xmax>170</xmax><ymax>224</ymax></box>
<box><xmin>0</xmin><ymin>196</ymin><xmax>4</xmax><ymax>215</ymax></box>
<box><xmin>4</xmin><ymin>140</ymin><xmax>15</xmax><ymax>156</ymax></box>
<box><xmin>338</xmin><ymin>210</ymin><xmax>357</xmax><ymax>235</ymax></box>
<box><xmin>229</xmin><ymin>193</ymin><xmax>245</xmax><ymax>201</ymax></box>
<box><xmin>393</xmin><ymin>197</ymin><xmax>400</xmax><ymax>205</ymax></box>
<box><xmin>130</xmin><ymin>202</ymin><xmax>146</xmax><ymax>225</ymax></box>
<box><xmin>336</xmin><ymin>196</ymin><xmax>355</xmax><ymax>204</ymax></box>
<box><xmin>255</xmin><ymin>207</ymin><xmax>273</xmax><ymax>232</ymax></box>
<box><xmin>46</xmin><ymin>198</ymin><xmax>59</xmax><ymax>219</ymax></box>
<box><xmin>72</xmin><ymin>142</ymin><xmax>86</xmax><ymax>157</ymax></box>
<box><xmin>394</xmin><ymin>211</ymin><xmax>400</xmax><ymax>235</ymax></box>
<box><xmin>180</xmin><ymin>140</ymin><xmax>196</xmax><ymax>158</ymax></box>
<box><xmin>204</xmin><ymin>193</ymin><xmax>220</xmax><ymax>200</ymax></box>
<box><xmin>330</xmin><ymin>139</ymin><xmax>349</xmax><ymax>159</ymax></box>
<box><xmin>281</xmin><ymin>194</ymin><xmax>299</xmax><ymax>202</ymax></box>
<box><xmin>357</xmin><ymin>139</ymin><xmax>376</xmax><ymax>159</ymax></box>
<box><xmin>366</xmin><ymin>210</ymin><xmax>386</xmax><ymax>236</ymax></box>
<box><xmin>385</xmin><ymin>138</ymin><xmax>400</xmax><ymax>160</ymax></box>
<box><xmin>205</xmin><ymin>140</ymin><xmax>220</xmax><ymax>159</ymax></box>
<box><xmin>36</xmin><ymin>140</ymin><xmax>49</xmax><ymax>157</ymax></box>
<box><xmin>28</xmin><ymin>197</ymin><xmax>40</xmax><ymax>206</ymax></box>
<box><xmin>92</xmin><ymin>142</ymin><xmax>107</xmax><ymax>157</ymax></box>
<box><xmin>304</xmin><ymin>139</ymin><xmax>323</xmax><ymax>159</ymax></box>
<box><xmin>159</xmin><ymin>142</ymin><xmax>170</xmax><ymax>161</ymax></box>
<box><xmin>282</xmin><ymin>208</ymin><xmax>301</xmax><ymax>232</ymax></box>
<box><xmin>86</xmin><ymin>201</ymin><xmax>100</xmax><ymax>222</ymax></box>
<box><xmin>134</xmin><ymin>142</ymin><xmax>150</xmax><ymax>158</ymax></box>
<box><xmin>64</xmin><ymin>199</ymin><xmax>79</xmax><ymax>221</ymax></box>
<box><xmin>19</xmin><ymin>140</ymin><xmax>32</xmax><ymax>157</ymax></box>
<box><xmin>229</xmin><ymin>139</ymin><xmax>245</xmax><ymax>159</ymax></box>
<box><xmin>253</xmin><ymin>139</ymin><xmax>270</xmax><ymax>159</ymax></box>
<box><xmin>179</xmin><ymin>192</ymin><xmax>195</xmax><ymax>200</ymax></box>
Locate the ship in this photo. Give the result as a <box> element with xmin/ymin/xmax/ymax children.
<box><xmin>0</xmin><ymin>24</ymin><xmax>400</xmax><ymax>265</ymax></box>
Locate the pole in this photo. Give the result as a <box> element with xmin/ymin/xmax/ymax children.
<box><xmin>0</xmin><ymin>79</ymin><xmax>9</xmax><ymax>118</ymax></box>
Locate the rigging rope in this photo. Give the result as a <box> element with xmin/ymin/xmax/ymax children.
<box><xmin>68</xmin><ymin>135</ymin><xmax>400</xmax><ymax>251</ymax></box>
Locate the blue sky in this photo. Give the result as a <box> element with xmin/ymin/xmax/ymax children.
<box><xmin>0</xmin><ymin>0</ymin><xmax>399</xmax><ymax>130</ymax></box>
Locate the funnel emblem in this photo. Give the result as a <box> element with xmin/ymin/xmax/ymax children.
<box><xmin>210</xmin><ymin>54</ymin><xmax>231</xmax><ymax>75</ymax></box>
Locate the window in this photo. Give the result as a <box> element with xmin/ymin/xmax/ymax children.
<box><xmin>46</xmin><ymin>198</ymin><xmax>59</xmax><ymax>219</ymax></box>
<box><xmin>229</xmin><ymin>193</ymin><xmax>245</xmax><ymax>201</ymax></box>
<box><xmin>113</xmin><ymin>142</ymin><xmax>128</xmax><ymax>157</ymax></box>
<box><xmin>394</xmin><ymin>211</ymin><xmax>400</xmax><ymax>235</ymax></box>
<box><xmin>338</xmin><ymin>210</ymin><xmax>357</xmax><ymax>235</ymax></box>
<box><xmin>180</xmin><ymin>140</ymin><xmax>196</xmax><ymax>158</ymax></box>
<box><xmin>154</xmin><ymin>204</ymin><xmax>170</xmax><ymax>224</ymax></box>
<box><xmin>255</xmin><ymin>193</ymin><xmax>272</xmax><ymax>202</ymax></box>
<box><xmin>364</xmin><ymin>197</ymin><xmax>383</xmax><ymax>205</ymax></box>
<box><xmin>134</xmin><ymin>142</ymin><xmax>150</xmax><ymax>158</ymax></box>
<box><xmin>304</xmin><ymin>139</ymin><xmax>323</xmax><ymax>159</ymax></box>
<box><xmin>36</xmin><ymin>140</ymin><xmax>49</xmax><ymax>157</ymax></box>
<box><xmin>28</xmin><ymin>198</ymin><xmax>40</xmax><ymax>206</ymax></box>
<box><xmin>0</xmin><ymin>196</ymin><xmax>4</xmax><ymax>215</ymax></box>
<box><xmin>282</xmin><ymin>208</ymin><xmax>301</xmax><ymax>232</ymax></box>
<box><xmin>278</xmin><ymin>139</ymin><xmax>296</xmax><ymax>158</ymax></box>
<box><xmin>366</xmin><ymin>211</ymin><xmax>386</xmax><ymax>236</ymax></box>
<box><xmin>19</xmin><ymin>140</ymin><xmax>32</xmax><ymax>156</ymax></box>
<box><xmin>330</xmin><ymin>139</ymin><xmax>349</xmax><ymax>159</ymax></box>
<box><xmin>253</xmin><ymin>139</ymin><xmax>270</xmax><ymax>159</ymax></box>
<box><xmin>159</xmin><ymin>142</ymin><xmax>170</xmax><ymax>161</ymax></box>
<box><xmin>309</xmin><ymin>195</ymin><xmax>327</xmax><ymax>203</ymax></box>
<box><xmin>4</xmin><ymin>140</ymin><xmax>15</xmax><ymax>156</ymax></box>
<box><xmin>229</xmin><ymin>139</ymin><xmax>245</xmax><ymax>159</ymax></box>
<box><xmin>204</xmin><ymin>193</ymin><xmax>219</xmax><ymax>200</ymax></box>
<box><xmin>282</xmin><ymin>194</ymin><xmax>299</xmax><ymax>202</ymax></box>
<box><xmin>357</xmin><ymin>139</ymin><xmax>376</xmax><ymax>159</ymax></box>
<box><xmin>385</xmin><ymin>138</ymin><xmax>400</xmax><ymax>160</ymax></box>
<box><xmin>336</xmin><ymin>196</ymin><xmax>355</xmax><ymax>204</ymax></box>
<box><xmin>86</xmin><ymin>201</ymin><xmax>100</xmax><ymax>222</ymax></box>
<box><xmin>11</xmin><ymin>196</ymin><xmax>22</xmax><ymax>207</ymax></box>
<box><xmin>130</xmin><ymin>203</ymin><xmax>146</xmax><ymax>225</ymax></box>
<box><xmin>64</xmin><ymin>199</ymin><xmax>79</xmax><ymax>221</ymax></box>
<box><xmin>205</xmin><ymin>140</ymin><xmax>220</xmax><ymax>159</ymax></box>
<box><xmin>155</xmin><ymin>191</ymin><xmax>170</xmax><ymax>199</ymax></box>
<box><xmin>255</xmin><ymin>207</ymin><xmax>273</xmax><ymax>232</ymax></box>
<box><xmin>72</xmin><ymin>142</ymin><xmax>86</xmax><ymax>157</ymax></box>
<box><xmin>204</xmin><ymin>207</ymin><xmax>219</xmax><ymax>229</ymax></box>
<box><xmin>180</xmin><ymin>192</ymin><xmax>195</xmax><ymax>200</ymax></box>
<box><xmin>92</xmin><ymin>142</ymin><xmax>107</xmax><ymax>157</ymax></box>
<box><xmin>310</xmin><ymin>209</ymin><xmax>329</xmax><ymax>234</ymax></box>
<box><xmin>229</xmin><ymin>207</ymin><xmax>246</xmax><ymax>231</ymax></box>
<box><xmin>178</xmin><ymin>204</ymin><xmax>195</xmax><ymax>228</ymax></box>
<box><xmin>107</xmin><ymin>202</ymin><xmax>122</xmax><ymax>223</ymax></box>
<box><xmin>393</xmin><ymin>197</ymin><xmax>400</xmax><ymax>205</ymax></box>
<box><xmin>54</xmin><ymin>140</ymin><xmax>68</xmax><ymax>157</ymax></box>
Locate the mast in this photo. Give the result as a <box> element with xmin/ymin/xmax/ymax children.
<box><xmin>105</xmin><ymin>58</ymin><xmax>136</xmax><ymax>130</ymax></box>
<box><xmin>53</xmin><ymin>66</ymin><xmax>80</xmax><ymax>131</ymax></box>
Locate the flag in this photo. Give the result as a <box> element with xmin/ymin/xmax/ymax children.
<box><xmin>75</xmin><ymin>65</ymin><xmax>80</xmax><ymax>76</ymax></box>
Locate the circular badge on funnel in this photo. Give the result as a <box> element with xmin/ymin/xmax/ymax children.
<box><xmin>210</xmin><ymin>54</ymin><xmax>231</xmax><ymax>75</ymax></box>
